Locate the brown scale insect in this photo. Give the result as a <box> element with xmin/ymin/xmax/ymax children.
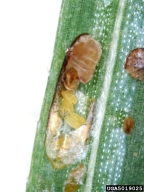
<box><xmin>124</xmin><ymin>48</ymin><xmax>144</xmax><ymax>80</ymax></box>
<box><xmin>123</xmin><ymin>116</ymin><xmax>135</xmax><ymax>134</ymax></box>
<box><xmin>63</xmin><ymin>33</ymin><xmax>102</xmax><ymax>90</ymax></box>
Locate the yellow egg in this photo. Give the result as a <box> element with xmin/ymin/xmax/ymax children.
<box><xmin>61</xmin><ymin>90</ymin><xmax>77</xmax><ymax>104</ymax></box>
<box><xmin>64</xmin><ymin>112</ymin><xmax>86</xmax><ymax>129</ymax></box>
<box><xmin>59</xmin><ymin>99</ymin><xmax>74</xmax><ymax>117</ymax></box>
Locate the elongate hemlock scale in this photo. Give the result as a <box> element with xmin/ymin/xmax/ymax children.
<box><xmin>124</xmin><ymin>48</ymin><xmax>144</xmax><ymax>80</ymax></box>
<box><xmin>45</xmin><ymin>34</ymin><xmax>102</xmax><ymax>169</ymax></box>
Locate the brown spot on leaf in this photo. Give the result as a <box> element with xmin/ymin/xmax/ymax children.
<box><xmin>124</xmin><ymin>48</ymin><xmax>144</xmax><ymax>80</ymax></box>
<box><xmin>123</xmin><ymin>116</ymin><xmax>134</xmax><ymax>134</ymax></box>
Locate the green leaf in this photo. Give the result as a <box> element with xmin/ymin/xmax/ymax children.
<box><xmin>26</xmin><ymin>0</ymin><xmax>144</xmax><ymax>191</ymax></box>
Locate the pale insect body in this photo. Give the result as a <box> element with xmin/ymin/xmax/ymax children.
<box><xmin>45</xmin><ymin>34</ymin><xmax>102</xmax><ymax>169</ymax></box>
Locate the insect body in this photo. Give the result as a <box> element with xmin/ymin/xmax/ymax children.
<box><xmin>124</xmin><ymin>48</ymin><xmax>144</xmax><ymax>80</ymax></box>
<box><xmin>64</xmin><ymin>34</ymin><xmax>102</xmax><ymax>89</ymax></box>
<box><xmin>45</xmin><ymin>34</ymin><xmax>102</xmax><ymax>169</ymax></box>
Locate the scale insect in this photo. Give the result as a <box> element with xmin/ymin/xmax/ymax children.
<box><xmin>64</xmin><ymin>34</ymin><xmax>102</xmax><ymax>89</ymax></box>
<box><xmin>124</xmin><ymin>48</ymin><xmax>144</xmax><ymax>80</ymax></box>
<box><xmin>45</xmin><ymin>34</ymin><xmax>102</xmax><ymax>169</ymax></box>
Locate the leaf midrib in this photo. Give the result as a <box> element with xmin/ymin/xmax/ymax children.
<box><xmin>84</xmin><ymin>0</ymin><xmax>126</xmax><ymax>191</ymax></box>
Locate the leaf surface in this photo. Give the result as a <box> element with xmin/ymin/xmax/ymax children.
<box><xmin>26</xmin><ymin>0</ymin><xmax>144</xmax><ymax>191</ymax></box>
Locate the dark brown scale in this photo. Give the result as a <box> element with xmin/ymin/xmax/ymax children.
<box><xmin>123</xmin><ymin>116</ymin><xmax>135</xmax><ymax>134</ymax></box>
<box><xmin>124</xmin><ymin>48</ymin><xmax>144</xmax><ymax>80</ymax></box>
